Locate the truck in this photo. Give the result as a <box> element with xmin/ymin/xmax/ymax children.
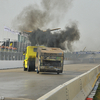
<box><xmin>23</xmin><ymin>46</ymin><xmax>38</xmax><ymax>71</ymax></box>
<box><xmin>35</xmin><ymin>47</ymin><xmax>64</xmax><ymax>74</ymax></box>
<box><xmin>23</xmin><ymin>46</ymin><xmax>44</xmax><ymax>71</ymax></box>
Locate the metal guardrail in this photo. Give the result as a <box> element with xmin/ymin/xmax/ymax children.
<box><xmin>0</xmin><ymin>42</ymin><xmax>31</xmax><ymax>60</ymax></box>
<box><xmin>0</xmin><ymin>51</ymin><xmax>24</xmax><ymax>60</ymax></box>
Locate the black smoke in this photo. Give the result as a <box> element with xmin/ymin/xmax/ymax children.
<box><xmin>12</xmin><ymin>0</ymin><xmax>73</xmax><ymax>31</ymax></box>
<box><xmin>12</xmin><ymin>0</ymin><xmax>80</xmax><ymax>51</ymax></box>
<box><xmin>28</xmin><ymin>23</ymin><xmax>80</xmax><ymax>51</ymax></box>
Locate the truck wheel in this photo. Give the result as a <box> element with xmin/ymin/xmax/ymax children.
<box><xmin>27</xmin><ymin>61</ymin><xmax>31</xmax><ymax>72</ymax></box>
<box><xmin>57</xmin><ymin>71</ymin><xmax>59</xmax><ymax>74</ymax></box>
<box><xmin>24</xmin><ymin>67</ymin><xmax>27</xmax><ymax>71</ymax></box>
<box><xmin>28</xmin><ymin>60</ymin><xmax>35</xmax><ymax>71</ymax></box>
<box><xmin>37</xmin><ymin>69</ymin><xmax>39</xmax><ymax>74</ymax></box>
<box><xmin>31</xmin><ymin>60</ymin><xmax>35</xmax><ymax>71</ymax></box>
<box><xmin>27</xmin><ymin>66</ymin><xmax>30</xmax><ymax>72</ymax></box>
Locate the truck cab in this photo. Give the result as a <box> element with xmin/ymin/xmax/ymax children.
<box><xmin>23</xmin><ymin>46</ymin><xmax>38</xmax><ymax>71</ymax></box>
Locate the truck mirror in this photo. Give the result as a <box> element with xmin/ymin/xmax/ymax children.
<box><xmin>23</xmin><ymin>51</ymin><xmax>25</xmax><ymax>55</ymax></box>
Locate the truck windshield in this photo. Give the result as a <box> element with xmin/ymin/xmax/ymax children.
<box><xmin>34</xmin><ymin>48</ymin><xmax>37</xmax><ymax>52</ymax></box>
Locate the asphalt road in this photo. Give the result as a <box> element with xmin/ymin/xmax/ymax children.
<box><xmin>0</xmin><ymin>64</ymin><xmax>99</xmax><ymax>100</ymax></box>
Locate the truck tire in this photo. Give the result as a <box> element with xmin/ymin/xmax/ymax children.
<box><xmin>27</xmin><ymin>60</ymin><xmax>35</xmax><ymax>71</ymax></box>
<box><xmin>37</xmin><ymin>69</ymin><xmax>39</xmax><ymax>74</ymax></box>
<box><xmin>30</xmin><ymin>60</ymin><xmax>35</xmax><ymax>71</ymax></box>
<box><xmin>57</xmin><ymin>71</ymin><xmax>59</xmax><ymax>74</ymax></box>
<box><xmin>33</xmin><ymin>61</ymin><xmax>35</xmax><ymax>71</ymax></box>
<box><xmin>27</xmin><ymin>61</ymin><xmax>31</xmax><ymax>72</ymax></box>
<box><xmin>24</xmin><ymin>67</ymin><xmax>27</xmax><ymax>71</ymax></box>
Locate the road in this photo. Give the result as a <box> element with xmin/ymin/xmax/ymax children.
<box><xmin>0</xmin><ymin>64</ymin><xmax>99</xmax><ymax>100</ymax></box>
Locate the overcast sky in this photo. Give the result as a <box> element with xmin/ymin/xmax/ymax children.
<box><xmin>0</xmin><ymin>0</ymin><xmax>100</xmax><ymax>51</ymax></box>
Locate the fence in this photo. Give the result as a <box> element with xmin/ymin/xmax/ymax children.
<box><xmin>0</xmin><ymin>51</ymin><xmax>24</xmax><ymax>60</ymax></box>
<box><xmin>0</xmin><ymin>42</ymin><xmax>31</xmax><ymax>60</ymax></box>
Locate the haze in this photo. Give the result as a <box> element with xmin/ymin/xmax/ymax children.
<box><xmin>0</xmin><ymin>0</ymin><xmax>100</xmax><ymax>51</ymax></box>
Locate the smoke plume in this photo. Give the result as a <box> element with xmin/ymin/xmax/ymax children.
<box><xmin>12</xmin><ymin>0</ymin><xmax>80</xmax><ymax>51</ymax></box>
<box><xmin>12</xmin><ymin>0</ymin><xmax>73</xmax><ymax>31</ymax></box>
<box><xmin>29</xmin><ymin>23</ymin><xmax>80</xmax><ymax>51</ymax></box>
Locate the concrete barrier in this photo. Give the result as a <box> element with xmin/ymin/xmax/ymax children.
<box><xmin>0</xmin><ymin>60</ymin><xmax>23</xmax><ymax>69</ymax></box>
<box><xmin>37</xmin><ymin>64</ymin><xmax>100</xmax><ymax>100</ymax></box>
<box><xmin>3</xmin><ymin>97</ymin><xmax>31</xmax><ymax>100</ymax></box>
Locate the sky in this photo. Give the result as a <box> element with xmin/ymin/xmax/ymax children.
<box><xmin>0</xmin><ymin>0</ymin><xmax>100</xmax><ymax>51</ymax></box>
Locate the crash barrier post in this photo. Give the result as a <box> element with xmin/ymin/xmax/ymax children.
<box><xmin>37</xmin><ymin>65</ymin><xmax>100</xmax><ymax>100</ymax></box>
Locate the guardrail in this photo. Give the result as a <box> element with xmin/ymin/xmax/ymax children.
<box><xmin>37</xmin><ymin>65</ymin><xmax>100</xmax><ymax>100</ymax></box>
<box><xmin>0</xmin><ymin>51</ymin><xmax>24</xmax><ymax>60</ymax></box>
<box><xmin>0</xmin><ymin>41</ymin><xmax>31</xmax><ymax>60</ymax></box>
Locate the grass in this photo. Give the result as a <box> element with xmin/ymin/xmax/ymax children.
<box><xmin>93</xmin><ymin>83</ymin><xmax>100</xmax><ymax>100</ymax></box>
